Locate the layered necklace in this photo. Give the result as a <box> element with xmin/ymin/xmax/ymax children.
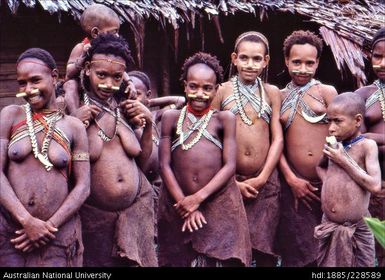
<box><xmin>83</xmin><ymin>93</ymin><xmax>120</xmax><ymax>142</ymax></box>
<box><xmin>232</xmin><ymin>75</ymin><xmax>264</xmax><ymax>126</ymax></box>
<box><xmin>152</xmin><ymin>121</ymin><xmax>160</xmax><ymax>146</ymax></box>
<box><xmin>176</xmin><ymin>105</ymin><xmax>214</xmax><ymax>150</ymax></box>
<box><xmin>24</xmin><ymin>103</ymin><xmax>62</xmax><ymax>171</ymax></box>
<box><xmin>375</xmin><ymin>80</ymin><xmax>385</xmax><ymax>122</ymax></box>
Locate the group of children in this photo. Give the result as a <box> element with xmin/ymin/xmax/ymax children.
<box><xmin>0</xmin><ymin>3</ymin><xmax>383</xmax><ymax>268</ymax></box>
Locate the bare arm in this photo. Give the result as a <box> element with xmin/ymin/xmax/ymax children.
<box><xmin>48</xmin><ymin>118</ymin><xmax>90</xmax><ymax>228</ymax></box>
<box><xmin>323</xmin><ymin>141</ymin><xmax>381</xmax><ymax>193</ymax></box>
<box><xmin>148</xmin><ymin>96</ymin><xmax>186</xmax><ymax>109</ymax></box>
<box><xmin>316</xmin><ymin>153</ymin><xmax>329</xmax><ymax>182</ymax></box>
<box><xmin>245</xmin><ymin>85</ymin><xmax>283</xmax><ymax>190</ymax></box>
<box><xmin>65</xmin><ymin>43</ymin><xmax>87</xmax><ymax>80</ymax></box>
<box><xmin>159</xmin><ymin>110</ymin><xmax>186</xmax><ymax>203</ymax></box>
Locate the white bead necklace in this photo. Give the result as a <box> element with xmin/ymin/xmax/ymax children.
<box><xmin>176</xmin><ymin>106</ymin><xmax>214</xmax><ymax>151</ymax></box>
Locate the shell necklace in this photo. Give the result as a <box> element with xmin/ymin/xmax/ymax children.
<box><xmin>25</xmin><ymin>103</ymin><xmax>62</xmax><ymax>171</ymax></box>
<box><xmin>176</xmin><ymin>105</ymin><xmax>214</xmax><ymax>150</ymax></box>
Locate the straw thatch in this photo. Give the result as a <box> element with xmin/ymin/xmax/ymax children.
<box><xmin>4</xmin><ymin>0</ymin><xmax>385</xmax><ymax>86</ymax></box>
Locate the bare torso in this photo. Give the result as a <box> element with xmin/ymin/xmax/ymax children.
<box><xmin>171</xmin><ymin>113</ymin><xmax>224</xmax><ymax>195</ymax></box>
<box><xmin>216</xmin><ymin>81</ymin><xmax>271</xmax><ymax>176</ymax></box>
<box><xmin>280</xmin><ymin>84</ymin><xmax>330</xmax><ymax>180</ymax></box>
<box><xmin>7</xmin><ymin>109</ymin><xmax>75</xmax><ymax>220</ymax></box>
<box><xmin>87</xmin><ymin>111</ymin><xmax>141</xmax><ymax>211</ymax></box>
<box><xmin>321</xmin><ymin>141</ymin><xmax>370</xmax><ymax>223</ymax></box>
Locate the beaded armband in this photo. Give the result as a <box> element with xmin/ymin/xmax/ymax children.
<box><xmin>72</xmin><ymin>152</ymin><xmax>90</xmax><ymax>161</ymax></box>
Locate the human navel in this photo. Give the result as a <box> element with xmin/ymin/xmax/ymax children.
<box><xmin>331</xmin><ymin>207</ymin><xmax>336</xmax><ymax>213</ymax></box>
<box><xmin>307</xmin><ymin>151</ymin><xmax>313</xmax><ymax>156</ymax></box>
<box><xmin>28</xmin><ymin>197</ymin><xmax>35</xmax><ymax>206</ymax></box>
<box><xmin>245</xmin><ymin>151</ymin><xmax>251</xmax><ymax>156</ymax></box>
<box><xmin>192</xmin><ymin>176</ymin><xmax>198</xmax><ymax>182</ymax></box>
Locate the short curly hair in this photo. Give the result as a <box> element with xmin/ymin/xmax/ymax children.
<box><xmin>82</xmin><ymin>33</ymin><xmax>133</xmax><ymax>92</ymax></box>
<box><xmin>180</xmin><ymin>52</ymin><xmax>223</xmax><ymax>84</ymax></box>
<box><xmin>283</xmin><ymin>30</ymin><xmax>323</xmax><ymax>58</ymax></box>
<box><xmin>80</xmin><ymin>4</ymin><xmax>120</xmax><ymax>35</ymax></box>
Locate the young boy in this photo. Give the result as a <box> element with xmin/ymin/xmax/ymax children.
<box><xmin>158</xmin><ymin>52</ymin><xmax>251</xmax><ymax>267</ymax></box>
<box><xmin>315</xmin><ymin>92</ymin><xmax>381</xmax><ymax>267</ymax></box>
<box><xmin>64</xmin><ymin>4</ymin><xmax>135</xmax><ymax>115</ymax></box>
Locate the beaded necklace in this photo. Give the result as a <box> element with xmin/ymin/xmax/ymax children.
<box><xmin>176</xmin><ymin>106</ymin><xmax>214</xmax><ymax>150</ymax></box>
<box><xmin>152</xmin><ymin>121</ymin><xmax>160</xmax><ymax>146</ymax></box>
<box><xmin>83</xmin><ymin>93</ymin><xmax>120</xmax><ymax>142</ymax></box>
<box><xmin>24</xmin><ymin>103</ymin><xmax>62</xmax><ymax>171</ymax></box>
<box><xmin>232</xmin><ymin>75</ymin><xmax>264</xmax><ymax>125</ymax></box>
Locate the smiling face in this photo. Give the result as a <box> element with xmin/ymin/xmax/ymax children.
<box><xmin>16</xmin><ymin>58</ymin><xmax>58</xmax><ymax>111</ymax></box>
<box><xmin>85</xmin><ymin>53</ymin><xmax>126</xmax><ymax>101</ymax></box>
<box><xmin>231</xmin><ymin>41</ymin><xmax>269</xmax><ymax>84</ymax></box>
<box><xmin>372</xmin><ymin>40</ymin><xmax>385</xmax><ymax>81</ymax></box>
<box><xmin>184</xmin><ymin>63</ymin><xmax>217</xmax><ymax>112</ymax></box>
<box><xmin>285</xmin><ymin>43</ymin><xmax>319</xmax><ymax>86</ymax></box>
<box><xmin>327</xmin><ymin>104</ymin><xmax>362</xmax><ymax>142</ymax></box>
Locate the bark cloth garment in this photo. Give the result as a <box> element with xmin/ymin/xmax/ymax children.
<box><xmin>236</xmin><ymin>168</ymin><xmax>280</xmax><ymax>258</ymax></box>
<box><xmin>369</xmin><ymin>188</ymin><xmax>385</xmax><ymax>266</ymax></box>
<box><xmin>277</xmin><ymin>173</ymin><xmax>323</xmax><ymax>267</ymax></box>
<box><xmin>80</xmin><ymin>171</ymin><xmax>158</xmax><ymax>267</ymax></box>
<box><xmin>157</xmin><ymin>176</ymin><xmax>252</xmax><ymax>267</ymax></box>
<box><xmin>0</xmin><ymin>205</ymin><xmax>83</xmax><ymax>267</ymax></box>
<box><xmin>314</xmin><ymin>214</ymin><xmax>375</xmax><ymax>267</ymax></box>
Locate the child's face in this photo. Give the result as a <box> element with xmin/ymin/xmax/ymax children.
<box><xmin>184</xmin><ymin>63</ymin><xmax>217</xmax><ymax>112</ymax></box>
<box><xmin>92</xmin><ymin>19</ymin><xmax>120</xmax><ymax>38</ymax></box>
<box><xmin>17</xmin><ymin>58</ymin><xmax>57</xmax><ymax>111</ymax></box>
<box><xmin>372</xmin><ymin>40</ymin><xmax>385</xmax><ymax>81</ymax></box>
<box><xmin>285</xmin><ymin>43</ymin><xmax>319</xmax><ymax>86</ymax></box>
<box><xmin>132</xmin><ymin>76</ymin><xmax>151</xmax><ymax>106</ymax></box>
<box><xmin>85</xmin><ymin>53</ymin><xmax>126</xmax><ymax>101</ymax></box>
<box><xmin>327</xmin><ymin>104</ymin><xmax>361</xmax><ymax>142</ymax></box>
<box><xmin>231</xmin><ymin>41</ymin><xmax>269</xmax><ymax>84</ymax></box>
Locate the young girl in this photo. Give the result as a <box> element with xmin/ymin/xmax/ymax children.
<box><xmin>211</xmin><ymin>31</ymin><xmax>283</xmax><ymax>266</ymax></box>
<box><xmin>158</xmin><ymin>52</ymin><xmax>251</xmax><ymax>267</ymax></box>
<box><xmin>76</xmin><ymin>33</ymin><xmax>157</xmax><ymax>267</ymax></box>
<box><xmin>278</xmin><ymin>30</ymin><xmax>338</xmax><ymax>267</ymax></box>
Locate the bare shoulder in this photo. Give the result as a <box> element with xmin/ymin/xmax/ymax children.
<box><xmin>161</xmin><ymin>108</ymin><xmax>180</xmax><ymax>123</ymax></box>
<box><xmin>218</xmin><ymin>81</ymin><xmax>233</xmax><ymax>96</ymax></box>
<box><xmin>264</xmin><ymin>83</ymin><xmax>281</xmax><ymax>98</ymax></box>
<box><xmin>363</xmin><ymin>138</ymin><xmax>379</xmax><ymax>154</ymax></box>
<box><xmin>354</xmin><ymin>84</ymin><xmax>377</xmax><ymax>100</ymax></box>
<box><xmin>64</xmin><ymin>115</ymin><xmax>86</xmax><ymax>130</ymax></box>
<box><xmin>0</xmin><ymin>104</ymin><xmax>23</xmax><ymax>117</ymax></box>
<box><xmin>318</xmin><ymin>83</ymin><xmax>338</xmax><ymax>97</ymax></box>
<box><xmin>217</xmin><ymin>110</ymin><xmax>235</xmax><ymax>123</ymax></box>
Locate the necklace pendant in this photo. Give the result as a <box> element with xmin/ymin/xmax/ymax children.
<box><xmin>37</xmin><ymin>153</ymin><xmax>53</xmax><ymax>169</ymax></box>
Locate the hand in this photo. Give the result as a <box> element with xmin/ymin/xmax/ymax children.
<box><xmin>123</xmin><ymin>73</ymin><xmax>137</xmax><ymax>99</ymax></box>
<box><xmin>174</xmin><ymin>194</ymin><xmax>202</xmax><ymax>219</ymax></box>
<box><xmin>236</xmin><ymin>180</ymin><xmax>258</xmax><ymax>199</ymax></box>
<box><xmin>243</xmin><ymin>174</ymin><xmax>267</xmax><ymax>192</ymax></box>
<box><xmin>120</xmin><ymin>99</ymin><xmax>152</xmax><ymax>123</ymax></box>
<box><xmin>73</xmin><ymin>105</ymin><xmax>101</xmax><ymax>126</ymax></box>
<box><xmin>182</xmin><ymin>210</ymin><xmax>207</xmax><ymax>232</ymax></box>
<box><xmin>11</xmin><ymin>217</ymin><xmax>57</xmax><ymax>252</ymax></box>
<box><xmin>175</xmin><ymin>96</ymin><xmax>186</xmax><ymax>109</ymax></box>
<box><xmin>323</xmin><ymin>143</ymin><xmax>346</xmax><ymax>166</ymax></box>
<box><xmin>287</xmin><ymin>175</ymin><xmax>320</xmax><ymax>211</ymax></box>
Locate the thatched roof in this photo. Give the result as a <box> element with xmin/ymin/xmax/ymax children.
<box><xmin>4</xmin><ymin>0</ymin><xmax>385</xmax><ymax>86</ymax></box>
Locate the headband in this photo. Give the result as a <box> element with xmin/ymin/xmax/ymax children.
<box><xmin>234</xmin><ymin>31</ymin><xmax>270</xmax><ymax>53</ymax></box>
<box><xmin>16</xmin><ymin>60</ymin><xmax>53</xmax><ymax>70</ymax></box>
<box><xmin>90</xmin><ymin>59</ymin><xmax>126</xmax><ymax>68</ymax></box>
<box><xmin>372</xmin><ymin>37</ymin><xmax>385</xmax><ymax>50</ymax></box>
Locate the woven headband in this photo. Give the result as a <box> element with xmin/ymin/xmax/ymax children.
<box><xmin>90</xmin><ymin>59</ymin><xmax>126</xmax><ymax>68</ymax></box>
<box><xmin>234</xmin><ymin>31</ymin><xmax>269</xmax><ymax>53</ymax></box>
